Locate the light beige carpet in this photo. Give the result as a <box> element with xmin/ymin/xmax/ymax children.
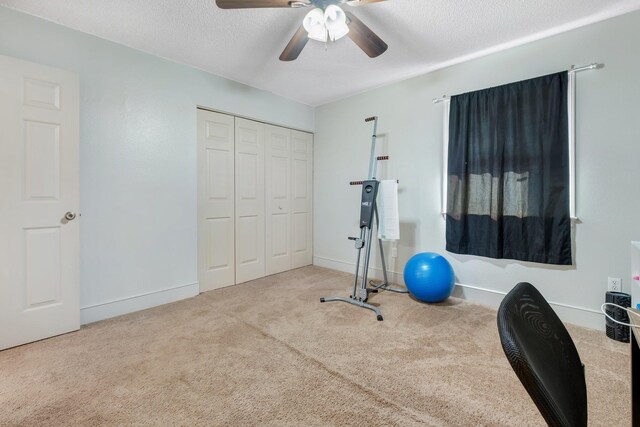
<box><xmin>0</xmin><ymin>266</ymin><xmax>631</xmax><ymax>426</ymax></box>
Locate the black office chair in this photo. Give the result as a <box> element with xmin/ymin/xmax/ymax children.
<box><xmin>497</xmin><ymin>282</ymin><xmax>587</xmax><ymax>427</ymax></box>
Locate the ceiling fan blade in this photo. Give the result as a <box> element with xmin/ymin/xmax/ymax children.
<box><xmin>280</xmin><ymin>25</ymin><xmax>309</xmax><ymax>61</ymax></box>
<box><xmin>345</xmin><ymin>0</ymin><xmax>387</xmax><ymax>5</ymax></box>
<box><xmin>215</xmin><ymin>0</ymin><xmax>301</xmax><ymax>9</ymax></box>
<box><xmin>345</xmin><ymin>12</ymin><xmax>388</xmax><ymax>58</ymax></box>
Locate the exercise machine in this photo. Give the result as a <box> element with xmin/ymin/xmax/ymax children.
<box><xmin>320</xmin><ymin>116</ymin><xmax>407</xmax><ymax>321</ymax></box>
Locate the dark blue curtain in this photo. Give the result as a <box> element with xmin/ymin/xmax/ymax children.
<box><xmin>446</xmin><ymin>71</ymin><xmax>571</xmax><ymax>265</ymax></box>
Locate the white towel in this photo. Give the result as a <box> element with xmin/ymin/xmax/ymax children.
<box><xmin>377</xmin><ymin>180</ymin><xmax>400</xmax><ymax>240</ymax></box>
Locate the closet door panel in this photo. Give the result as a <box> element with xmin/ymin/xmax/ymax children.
<box><xmin>265</xmin><ymin>125</ymin><xmax>291</xmax><ymax>275</ymax></box>
<box><xmin>235</xmin><ymin>118</ymin><xmax>265</xmax><ymax>284</ymax></box>
<box><xmin>197</xmin><ymin>110</ymin><xmax>235</xmax><ymax>291</ymax></box>
<box><xmin>291</xmin><ymin>130</ymin><xmax>313</xmax><ymax>268</ymax></box>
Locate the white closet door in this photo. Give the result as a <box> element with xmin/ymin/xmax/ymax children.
<box><xmin>197</xmin><ymin>110</ymin><xmax>235</xmax><ymax>291</ymax></box>
<box><xmin>0</xmin><ymin>55</ymin><xmax>80</xmax><ymax>350</ymax></box>
<box><xmin>265</xmin><ymin>124</ymin><xmax>292</xmax><ymax>275</ymax></box>
<box><xmin>235</xmin><ymin>118</ymin><xmax>265</xmax><ymax>283</ymax></box>
<box><xmin>291</xmin><ymin>130</ymin><xmax>314</xmax><ymax>268</ymax></box>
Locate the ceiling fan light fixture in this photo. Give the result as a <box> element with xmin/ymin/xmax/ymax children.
<box><xmin>324</xmin><ymin>5</ymin><xmax>349</xmax><ymax>41</ymax></box>
<box><xmin>215</xmin><ymin>0</ymin><xmax>388</xmax><ymax>62</ymax></box>
<box><xmin>303</xmin><ymin>8</ymin><xmax>328</xmax><ymax>42</ymax></box>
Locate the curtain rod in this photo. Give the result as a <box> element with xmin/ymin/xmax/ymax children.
<box><xmin>432</xmin><ymin>63</ymin><xmax>603</xmax><ymax>104</ymax></box>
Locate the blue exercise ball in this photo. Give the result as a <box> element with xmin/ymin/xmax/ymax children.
<box><xmin>403</xmin><ymin>252</ymin><xmax>455</xmax><ymax>303</ymax></box>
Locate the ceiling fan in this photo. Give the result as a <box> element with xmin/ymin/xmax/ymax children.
<box><xmin>215</xmin><ymin>0</ymin><xmax>389</xmax><ymax>61</ymax></box>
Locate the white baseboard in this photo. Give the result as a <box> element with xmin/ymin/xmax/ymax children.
<box><xmin>314</xmin><ymin>255</ymin><xmax>405</xmax><ymax>284</ymax></box>
<box><xmin>313</xmin><ymin>256</ymin><xmax>605</xmax><ymax>330</ymax></box>
<box><xmin>80</xmin><ymin>282</ymin><xmax>199</xmax><ymax>325</ymax></box>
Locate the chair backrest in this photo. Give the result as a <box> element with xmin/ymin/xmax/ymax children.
<box><xmin>497</xmin><ymin>282</ymin><xmax>587</xmax><ymax>427</ymax></box>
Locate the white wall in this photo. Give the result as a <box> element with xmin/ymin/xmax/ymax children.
<box><xmin>314</xmin><ymin>10</ymin><xmax>640</xmax><ymax>330</ymax></box>
<box><xmin>0</xmin><ymin>6</ymin><xmax>315</xmax><ymax>324</ymax></box>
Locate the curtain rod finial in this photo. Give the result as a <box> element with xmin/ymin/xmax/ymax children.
<box><xmin>569</xmin><ymin>63</ymin><xmax>604</xmax><ymax>73</ymax></box>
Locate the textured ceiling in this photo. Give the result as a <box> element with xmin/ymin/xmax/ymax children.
<box><xmin>2</xmin><ymin>0</ymin><xmax>640</xmax><ymax>105</ymax></box>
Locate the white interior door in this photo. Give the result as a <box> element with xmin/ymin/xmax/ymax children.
<box><xmin>291</xmin><ymin>130</ymin><xmax>314</xmax><ymax>269</ymax></box>
<box><xmin>235</xmin><ymin>118</ymin><xmax>265</xmax><ymax>284</ymax></box>
<box><xmin>0</xmin><ymin>54</ymin><xmax>80</xmax><ymax>350</ymax></box>
<box><xmin>197</xmin><ymin>109</ymin><xmax>235</xmax><ymax>291</ymax></box>
<box><xmin>265</xmin><ymin>124</ymin><xmax>291</xmax><ymax>275</ymax></box>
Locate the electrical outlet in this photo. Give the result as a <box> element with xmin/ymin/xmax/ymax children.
<box><xmin>391</xmin><ymin>246</ymin><xmax>398</xmax><ymax>258</ymax></box>
<box><xmin>608</xmin><ymin>277</ymin><xmax>622</xmax><ymax>292</ymax></box>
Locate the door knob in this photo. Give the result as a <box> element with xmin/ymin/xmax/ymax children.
<box><xmin>64</xmin><ymin>211</ymin><xmax>76</xmax><ymax>221</ymax></box>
